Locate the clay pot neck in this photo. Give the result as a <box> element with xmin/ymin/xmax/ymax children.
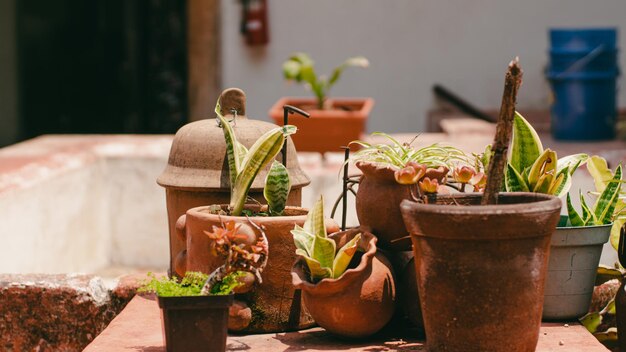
<box><xmin>292</xmin><ymin>229</ymin><xmax>378</xmax><ymax>295</ymax></box>
<box><xmin>355</xmin><ymin>161</ymin><xmax>399</xmax><ymax>184</ymax></box>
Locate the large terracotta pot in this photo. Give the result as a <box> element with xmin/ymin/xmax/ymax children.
<box><xmin>400</xmin><ymin>193</ymin><xmax>561</xmax><ymax>352</ymax></box>
<box><xmin>355</xmin><ymin>161</ymin><xmax>412</xmax><ymax>251</ymax></box>
<box><xmin>269</xmin><ymin>97</ymin><xmax>374</xmax><ymax>154</ymax></box>
<box><xmin>175</xmin><ymin>205</ymin><xmax>339</xmax><ymax>333</ymax></box>
<box><xmin>291</xmin><ymin>229</ymin><xmax>397</xmax><ymax>338</ymax></box>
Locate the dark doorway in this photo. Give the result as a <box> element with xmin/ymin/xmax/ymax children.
<box><xmin>17</xmin><ymin>0</ymin><xmax>187</xmax><ymax>139</ymax></box>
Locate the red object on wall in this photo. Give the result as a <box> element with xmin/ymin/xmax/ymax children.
<box><xmin>241</xmin><ymin>0</ymin><xmax>269</xmax><ymax>45</ymax></box>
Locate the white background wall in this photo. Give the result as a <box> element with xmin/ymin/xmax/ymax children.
<box><xmin>221</xmin><ymin>0</ymin><xmax>626</xmax><ymax>134</ymax></box>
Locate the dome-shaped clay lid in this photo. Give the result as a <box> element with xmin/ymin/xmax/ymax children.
<box><xmin>157</xmin><ymin>88</ymin><xmax>310</xmax><ymax>191</ymax></box>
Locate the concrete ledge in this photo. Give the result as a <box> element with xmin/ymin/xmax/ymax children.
<box><xmin>0</xmin><ymin>273</ymin><xmax>142</xmax><ymax>351</ymax></box>
<box><xmin>85</xmin><ymin>295</ymin><xmax>608</xmax><ymax>351</ymax></box>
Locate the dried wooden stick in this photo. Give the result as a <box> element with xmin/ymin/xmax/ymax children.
<box><xmin>481</xmin><ymin>58</ymin><xmax>523</xmax><ymax>205</ymax></box>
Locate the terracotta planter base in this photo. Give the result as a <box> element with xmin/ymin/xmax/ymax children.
<box><xmin>292</xmin><ymin>229</ymin><xmax>397</xmax><ymax>339</ymax></box>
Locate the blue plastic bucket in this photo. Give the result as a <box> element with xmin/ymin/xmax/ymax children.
<box><xmin>550</xmin><ymin>28</ymin><xmax>617</xmax><ymax>51</ymax></box>
<box><xmin>548</xmin><ymin>71</ymin><xmax>618</xmax><ymax>140</ymax></box>
<box><xmin>549</xmin><ymin>48</ymin><xmax>618</xmax><ymax>73</ymax></box>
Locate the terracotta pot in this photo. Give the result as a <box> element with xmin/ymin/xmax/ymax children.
<box><xmin>158</xmin><ymin>294</ymin><xmax>233</xmax><ymax>352</ymax></box>
<box><xmin>291</xmin><ymin>229</ymin><xmax>397</xmax><ymax>338</ymax></box>
<box><xmin>394</xmin><ymin>252</ymin><xmax>424</xmax><ymax>331</ymax></box>
<box><xmin>269</xmin><ymin>97</ymin><xmax>374</xmax><ymax>154</ymax></box>
<box><xmin>175</xmin><ymin>205</ymin><xmax>340</xmax><ymax>333</ymax></box>
<box><xmin>543</xmin><ymin>216</ymin><xmax>612</xmax><ymax>320</ymax></box>
<box><xmin>355</xmin><ymin>161</ymin><xmax>412</xmax><ymax>251</ymax></box>
<box><xmin>400</xmin><ymin>193</ymin><xmax>561</xmax><ymax>352</ymax></box>
<box><xmin>158</xmin><ymin>88</ymin><xmax>310</xmax><ymax>277</ymax></box>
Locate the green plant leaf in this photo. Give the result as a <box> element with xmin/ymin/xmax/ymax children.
<box><xmin>527</xmin><ymin>149</ymin><xmax>557</xmax><ymax>190</ymax></box>
<box><xmin>596</xmin><ymin>265</ymin><xmax>623</xmax><ymax>285</ymax></box>
<box><xmin>551</xmin><ymin>168</ymin><xmax>572</xmax><ymax>197</ymax></box>
<box><xmin>579</xmin><ymin>189</ymin><xmax>595</xmax><ymax>225</ymax></box>
<box><xmin>230</xmin><ymin>125</ymin><xmax>297</xmax><ymax>215</ymax></box>
<box><xmin>510</xmin><ymin>111</ymin><xmax>543</xmax><ymax>173</ymax></box>
<box><xmin>332</xmin><ymin>233</ymin><xmax>361</xmax><ymax>279</ymax></box>
<box><xmin>311</xmin><ymin>234</ymin><xmax>336</xmax><ymax>273</ymax></box>
<box><xmin>304</xmin><ymin>196</ymin><xmax>326</xmax><ymax>239</ymax></box>
<box><xmin>328</xmin><ymin>56</ymin><xmax>369</xmax><ymax>86</ymax></box>
<box><xmin>566</xmin><ymin>193</ymin><xmax>585</xmax><ymax>227</ymax></box>
<box><xmin>593</xmin><ymin>165</ymin><xmax>622</xmax><ymax>225</ymax></box>
<box><xmin>610</xmin><ymin>217</ymin><xmax>626</xmax><ymax>250</ymax></box>
<box><xmin>557</xmin><ymin>153</ymin><xmax>588</xmax><ymax>175</ymax></box>
<box><xmin>296</xmin><ymin>249</ymin><xmax>332</xmax><ymax>281</ymax></box>
<box><xmin>216</xmin><ymin>100</ymin><xmax>241</xmax><ymax>190</ymax></box>
<box><xmin>283</xmin><ymin>60</ymin><xmax>301</xmax><ymax>80</ymax></box>
<box><xmin>505</xmin><ymin>163</ymin><xmax>530</xmax><ymax>192</ymax></box>
<box><xmin>264</xmin><ymin>161</ymin><xmax>291</xmax><ymax>215</ymax></box>
<box><xmin>291</xmin><ymin>225</ymin><xmax>314</xmax><ymax>255</ymax></box>
<box><xmin>587</xmin><ymin>155</ymin><xmax>613</xmax><ymax>193</ymax></box>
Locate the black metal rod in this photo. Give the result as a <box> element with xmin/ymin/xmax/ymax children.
<box><xmin>341</xmin><ymin>146</ymin><xmax>350</xmax><ymax>231</ymax></box>
<box><xmin>281</xmin><ymin>105</ymin><xmax>310</xmax><ymax>167</ymax></box>
<box><xmin>433</xmin><ymin>84</ymin><xmax>496</xmax><ymax>123</ymax></box>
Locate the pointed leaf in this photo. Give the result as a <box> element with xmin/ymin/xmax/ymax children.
<box><xmin>505</xmin><ymin>163</ymin><xmax>530</xmax><ymax>192</ymax></box>
<box><xmin>610</xmin><ymin>218</ymin><xmax>626</xmax><ymax>250</ymax></box>
<box><xmin>216</xmin><ymin>100</ymin><xmax>241</xmax><ymax>190</ymax></box>
<box><xmin>533</xmin><ymin>172</ymin><xmax>554</xmax><ymax>194</ymax></box>
<box><xmin>528</xmin><ymin>149</ymin><xmax>557</xmax><ymax>189</ymax></box>
<box><xmin>291</xmin><ymin>225</ymin><xmax>314</xmax><ymax>255</ymax></box>
<box><xmin>587</xmin><ymin>156</ymin><xmax>613</xmax><ymax>193</ymax></box>
<box><xmin>547</xmin><ymin>171</ymin><xmax>565</xmax><ymax>195</ymax></box>
<box><xmin>304</xmin><ymin>196</ymin><xmax>326</xmax><ymax>239</ymax></box>
<box><xmin>557</xmin><ymin>153</ymin><xmax>588</xmax><ymax>175</ymax></box>
<box><xmin>566</xmin><ymin>194</ymin><xmax>585</xmax><ymax>227</ymax></box>
<box><xmin>510</xmin><ymin>111</ymin><xmax>543</xmax><ymax>172</ymax></box>
<box><xmin>311</xmin><ymin>233</ymin><xmax>336</xmax><ymax>270</ymax></box>
<box><xmin>230</xmin><ymin>125</ymin><xmax>297</xmax><ymax>215</ymax></box>
<box><xmin>579</xmin><ymin>190</ymin><xmax>595</xmax><ymax>225</ymax></box>
<box><xmin>296</xmin><ymin>249</ymin><xmax>332</xmax><ymax>282</ymax></box>
<box><xmin>264</xmin><ymin>161</ymin><xmax>291</xmax><ymax>215</ymax></box>
<box><xmin>593</xmin><ymin>165</ymin><xmax>622</xmax><ymax>225</ymax></box>
<box><xmin>328</xmin><ymin>56</ymin><xmax>369</xmax><ymax>86</ymax></box>
<box><xmin>332</xmin><ymin>233</ymin><xmax>361</xmax><ymax>279</ymax></box>
<box><xmin>552</xmin><ymin>168</ymin><xmax>572</xmax><ymax>197</ymax></box>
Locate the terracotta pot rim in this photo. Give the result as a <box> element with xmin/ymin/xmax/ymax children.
<box><xmin>291</xmin><ymin>229</ymin><xmax>377</xmax><ymax>291</ymax></box>
<box><xmin>186</xmin><ymin>205</ymin><xmax>309</xmax><ymax>222</ymax></box>
<box><xmin>400</xmin><ymin>192</ymin><xmax>561</xmax><ymax>215</ymax></box>
<box><xmin>269</xmin><ymin>97</ymin><xmax>374</xmax><ymax>116</ymax></box>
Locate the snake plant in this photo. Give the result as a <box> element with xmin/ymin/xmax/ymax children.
<box><xmin>216</xmin><ymin>99</ymin><xmax>296</xmax><ymax>216</ymax></box>
<box><xmin>291</xmin><ymin>196</ymin><xmax>361</xmax><ymax>282</ymax></box>
<box><xmin>566</xmin><ymin>156</ymin><xmax>622</xmax><ymax>227</ymax></box>
<box><xmin>505</xmin><ymin>112</ymin><xmax>588</xmax><ymax>196</ymax></box>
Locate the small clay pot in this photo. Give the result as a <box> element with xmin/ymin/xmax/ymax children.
<box><xmin>401</xmin><ymin>193</ymin><xmax>561</xmax><ymax>352</ymax></box>
<box><xmin>175</xmin><ymin>205</ymin><xmax>340</xmax><ymax>333</ymax></box>
<box><xmin>355</xmin><ymin>161</ymin><xmax>412</xmax><ymax>251</ymax></box>
<box><xmin>291</xmin><ymin>229</ymin><xmax>397</xmax><ymax>338</ymax></box>
<box><xmin>158</xmin><ymin>294</ymin><xmax>233</xmax><ymax>352</ymax></box>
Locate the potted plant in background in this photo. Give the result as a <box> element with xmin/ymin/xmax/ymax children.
<box><xmin>139</xmin><ymin>219</ymin><xmax>269</xmax><ymax>352</ymax></box>
<box><xmin>176</xmin><ymin>98</ymin><xmax>339</xmax><ymax>333</ymax></box>
<box><xmin>400</xmin><ymin>59</ymin><xmax>563</xmax><ymax>351</ymax></box>
<box><xmin>269</xmin><ymin>52</ymin><xmax>373</xmax><ymax>153</ymax></box>
<box><xmin>291</xmin><ymin>196</ymin><xmax>396</xmax><ymax>338</ymax></box>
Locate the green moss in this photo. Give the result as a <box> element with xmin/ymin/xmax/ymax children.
<box><xmin>137</xmin><ymin>272</ymin><xmax>207</xmax><ymax>297</ymax></box>
<box><xmin>210</xmin><ymin>271</ymin><xmax>246</xmax><ymax>295</ymax></box>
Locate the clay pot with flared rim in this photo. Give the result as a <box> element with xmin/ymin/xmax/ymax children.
<box><xmin>158</xmin><ymin>294</ymin><xmax>233</xmax><ymax>352</ymax></box>
<box><xmin>355</xmin><ymin>161</ymin><xmax>412</xmax><ymax>251</ymax></box>
<box><xmin>175</xmin><ymin>205</ymin><xmax>340</xmax><ymax>333</ymax></box>
<box><xmin>268</xmin><ymin>97</ymin><xmax>373</xmax><ymax>154</ymax></box>
<box><xmin>400</xmin><ymin>193</ymin><xmax>561</xmax><ymax>352</ymax></box>
<box><xmin>291</xmin><ymin>229</ymin><xmax>397</xmax><ymax>338</ymax></box>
